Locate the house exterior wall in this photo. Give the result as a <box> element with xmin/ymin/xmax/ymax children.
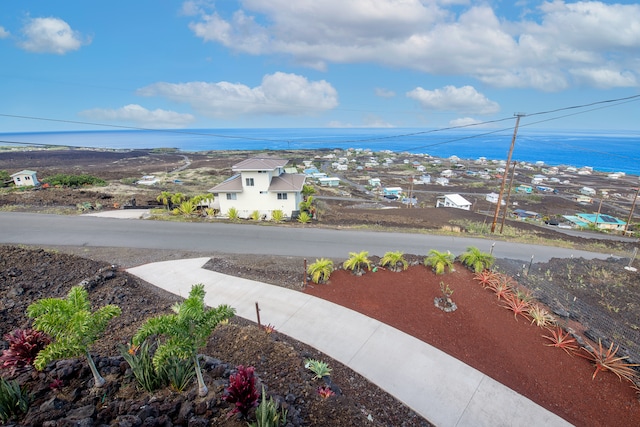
<box><xmin>11</xmin><ymin>171</ymin><xmax>39</xmax><ymax>187</ymax></box>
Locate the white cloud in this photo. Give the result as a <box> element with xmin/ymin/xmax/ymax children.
<box><xmin>137</xmin><ymin>72</ymin><xmax>338</xmax><ymax>118</ymax></box>
<box><xmin>0</xmin><ymin>26</ymin><xmax>9</xmax><ymax>39</ymax></box>
<box><xmin>407</xmin><ymin>85</ymin><xmax>500</xmax><ymax>114</ymax></box>
<box><xmin>79</xmin><ymin>105</ymin><xmax>196</xmax><ymax>129</ymax></box>
<box><xmin>449</xmin><ymin>117</ymin><xmax>483</xmax><ymax>127</ymax></box>
<box><xmin>184</xmin><ymin>0</ymin><xmax>640</xmax><ymax>91</ymax></box>
<box><xmin>375</xmin><ymin>88</ymin><xmax>396</xmax><ymax>98</ymax></box>
<box><xmin>19</xmin><ymin>17</ymin><xmax>88</xmax><ymax>54</ymax></box>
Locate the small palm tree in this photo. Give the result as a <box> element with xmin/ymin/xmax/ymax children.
<box><xmin>27</xmin><ymin>285</ymin><xmax>121</xmax><ymax>388</ymax></box>
<box><xmin>343</xmin><ymin>251</ymin><xmax>372</xmax><ymax>276</ymax></box>
<box><xmin>424</xmin><ymin>249</ymin><xmax>454</xmax><ymax>275</ymax></box>
<box><xmin>156</xmin><ymin>191</ymin><xmax>173</xmax><ymax>210</ymax></box>
<box><xmin>297</xmin><ymin>211</ymin><xmax>312</xmax><ymax>223</ymax></box>
<box><xmin>132</xmin><ymin>284</ymin><xmax>235</xmax><ymax>397</ymax></box>
<box><xmin>307</xmin><ymin>258</ymin><xmax>334</xmax><ymax>284</ymax></box>
<box><xmin>173</xmin><ymin>200</ymin><xmax>196</xmax><ymax>216</ymax></box>
<box><xmin>380</xmin><ymin>251</ymin><xmax>408</xmax><ymax>272</ymax></box>
<box><xmin>458</xmin><ymin>246</ymin><xmax>495</xmax><ymax>273</ymax></box>
<box><xmin>170</xmin><ymin>192</ymin><xmax>188</xmax><ymax>208</ymax></box>
<box><xmin>227</xmin><ymin>207</ymin><xmax>239</xmax><ymax>221</ymax></box>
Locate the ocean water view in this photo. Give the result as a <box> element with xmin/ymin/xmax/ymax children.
<box><xmin>2</xmin><ymin>128</ymin><xmax>639</xmax><ymax>176</ymax></box>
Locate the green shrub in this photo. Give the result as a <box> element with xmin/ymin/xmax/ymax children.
<box><xmin>250</xmin><ymin>386</ymin><xmax>288</xmax><ymax>427</ymax></box>
<box><xmin>424</xmin><ymin>250</ymin><xmax>454</xmax><ymax>275</ymax></box>
<box><xmin>42</xmin><ymin>174</ymin><xmax>106</xmax><ymax>187</ymax></box>
<box><xmin>380</xmin><ymin>251</ymin><xmax>408</xmax><ymax>272</ymax></box>
<box><xmin>251</xmin><ymin>210</ymin><xmax>261</xmax><ymax>221</ymax></box>
<box><xmin>458</xmin><ymin>246</ymin><xmax>495</xmax><ymax>273</ymax></box>
<box><xmin>0</xmin><ymin>377</ymin><xmax>30</xmax><ymax>423</ymax></box>
<box><xmin>161</xmin><ymin>357</ymin><xmax>195</xmax><ymax>392</ymax></box>
<box><xmin>304</xmin><ymin>359</ymin><xmax>331</xmax><ymax>379</ymax></box>
<box><xmin>227</xmin><ymin>207</ymin><xmax>239</xmax><ymax>221</ymax></box>
<box><xmin>307</xmin><ymin>258</ymin><xmax>334</xmax><ymax>284</ymax></box>
<box><xmin>120</xmin><ymin>339</ymin><xmax>167</xmax><ymax>392</ymax></box>
<box><xmin>271</xmin><ymin>210</ymin><xmax>284</xmax><ymax>223</ymax></box>
<box><xmin>297</xmin><ymin>211</ymin><xmax>311</xmax><ymax>223</ymax></box>
<box><xmin>343</xmin><ymin>251</ymin><xmax>372</xmax><ymax>275</ymax></box>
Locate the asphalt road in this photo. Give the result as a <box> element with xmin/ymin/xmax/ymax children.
<box><xmin>0</xmin><ymin>212</ymin><xmax>614</xmax><ymax>263</ymax></box>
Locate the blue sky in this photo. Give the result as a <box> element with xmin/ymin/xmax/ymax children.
<box><xmin>1</xmin><ymin>0</ymin><xmax>639</xmax><ymax>133</ymax></box>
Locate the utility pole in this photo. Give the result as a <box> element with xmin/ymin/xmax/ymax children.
<box><xmin>500</xmin><ymin>161</ymin><xmax>518</xmax><ymax>233</ymax></box>
<box><xmin>624</xmin><ymin>184</ymin><xmax>640</xmax><ymax>236</ymax></box>
<box><xmin>491</xmin><ymin>113</ymin><xmax>525</xmax><ymax>233</ymax></box>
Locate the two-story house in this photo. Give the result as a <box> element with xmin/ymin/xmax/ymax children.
<box><xmin>209</xmin><ymin>158</ymin><xmax>306</xmax><ymax>220</ymax></box>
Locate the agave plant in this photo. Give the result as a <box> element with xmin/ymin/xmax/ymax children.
<box><xmin>501</xmin><ymin>293</ymin><xmax>531</xmax><ymax>320</ymax></box>
<box><xmin>27</xmin><ymin>285</ymin><xmax>121</xmax><ymax>388</ymax></box>
<box><xmin>297</xmin><ymin>211</ymin><xmax>312</xmax><ymax>223</ymax></box>
<box><xmin>473</xmin><ymin>270</ymin><xmax>499</xmax><ymax>288</ymax></box>
<box><xmin>227</xmin><ymin>207</ymin><xmax>240</xmax><ymax>221</ymax></box>
<box><xmin>578</xmin><ymin>339</ymin><xmax>640</xmax><ymax>382</ymax></box>
<box><xmin>458</xmin><ymin>246</ymin><xmax>495</xmax><ymax>273</ymax></box>
<box><xmin>132</xmin><ymin>284</ymin><xmax>235</xmax><ymax>396</ymax></box>
<box><xmin>343</xmin><ymin>251</ymin><xmax>372</xmax><ymax>276</ymax></box>
<box><xmin>307</xmin><ymin>258</ymin><xmax>334</xmax><ymax>284</ymax></box>
<box><xmin>271</xmin><ymin>209</ymin><xmax>285</xmax><ymax>223</ymax></box>
<box><xmin>527</xmin><ymin>304</ymin><xmax>557</xmax><ymax>328</ymax></box>
<box><xmin>250</xmin><ymin>210</ymin><xmax>261</xmax><ymax>221</ymax></box>
<box><xmin>304</xmin><ymin>359</ymin><xmax>332</xmax><ymax>380</ymax></box>
<box><xmin>380</xmin><ymin>251</ymin><xmax>408</xmax><ymax>272</ymax></box>
<box><xmin>543</xmin><ymin>327</ymin><xmax>579</xmax><ymax>356</ymax></box>
<box><xmin>424</xmin><ymin>250</ymin><xmax>454</xmax><ymax>275</ymax></box>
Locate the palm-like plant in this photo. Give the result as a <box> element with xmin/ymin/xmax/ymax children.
<box><xmin>424</xmin><ymin>250</ymin><xmax>454</xmax><ymax>275</ymax></box>
<box><xmin>271</xmin><ymin>209</ymin><xmax>284</xmax><ymax>223</ymax></box>
<box><xmin>227</xmin><ymin>207</ymin><xmax>239</xmax><ymax>221</ymax></box>
<box><xmin>343</xmin><ymin>251</ymin><xmax>372</xmax><ymax>276</ymax></box>
<box><xmin>27</xmin><ymin>285</ymin><xmax>121</xmax><ymax>388</ymax></box>
<box><xmin>250</xmin><ymin>210</ymin><xmax>261</xmax><ymax>221</ymax></box>
<box><xmin>302</xmin><ymin>184</ymin><xmax>316</xmax><ymax>199</ymax></box>
<box><xmin>156</xmin><ymin>191</ymin><xmax>173</xmax><ymax>210</ymax></box>
<box><xmin>132</xmin><ymin>284</ymin><xmax>235</xmax><ymax>396</ymax></box>
<box><xmin>307</xmin><ymin>258</ymin><xmax>334</xmax><ymax>284</ymax></box>
<box><xmin>170</xmin><ymin>192</ymin><xmax>188</xmax><ymax>209</ymax></box>
<box><xmin>458</xmin><ymin>246</ymin><xmax>495</xmax><ymax>273</ymax></box>
<box><xmin>578</xmin><ymin>339</ymin><xmax>640</xmax><ymax>382</ymax></box>
<box><xmin>380</xmin><ymin>251</ymin><xmax>408</xmax><ymax>272</ymax></box>
<box><xmin>297</xmin><ymin>211</ymin><xmax>312</xmax><ymax>223</ymax></box>
<box><xmin>173</xmin><ymin>200</ymin><xmax>196</xmax><ymax>216</ymax></box>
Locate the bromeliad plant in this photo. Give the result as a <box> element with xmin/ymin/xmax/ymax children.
<box><xmin>543</xmin><ymin>327</ymin><xmax>579</xmax><ymax>356</ymax></box>
<box><xmin>458</xmin><ymin>246</ymin><xmax>495</xmax><ymax>273</ymax></box>
<box><xmin>424</xmin><ymin>250</ymin><xmax>454</xmax><ymax>275</ymax></box>
<box><xmin>307</xmin><ymin>258</ymin><xmax>334</xmax><ymax>284</ymax></box>
<box><xmin>502</xmin><ymin>293</ymin><xmax>531</xmax><ymax>320</ymax></box>
<box><xmin>577</xmin><ymin>339</ymin><xmax>640</xmax><ymax>382</ymax></box>
<box><xmin>343</xmin><ymin>251</ymin><xmax>372</xmax><ymax>276</ymax></box>
<box><xmin>27</xmin><ymin>285</ymin><xmax>121</xmax><ymax>388</ymax></box>
<box><xmin>0</xmin><ymin>329</ymin><xmax>52</xmax><ymax>375</ymax></box>
<box><xmin>222</xmin><ymin>365</ymin><xmax>260</xmax><ymax>419</ymax></box>
<box><xmin>304</xmin><ymin>359</ymin><xmax>332</xmax><ymax>380</ymax></box>
<box><xmin>527</xmin><ymin>304</ymin><xmax>557</xmax><ymax>328</ymax></box>
<box><xmin>132</xmin><ymin>284</ymin><xmax>235</xmax><ymax>397</ymax></box>
<box><xmin>380</xmin><ymin>251</ymin><xmax>408</xmax><ymax>272</ymax></box>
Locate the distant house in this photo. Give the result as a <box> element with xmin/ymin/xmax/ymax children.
<box><xmin>580</xmin><ymin>187</ymin><xmax>596</xmax><ymax>197</ymax></box>
<box><xmin>515</xmin><ymin>185</ymin><xmax>533</xmax><ymax>194</ymax></box>
<box><xmin>435</xmin><ymin>177</ymin><xmax>449</xmax><ymax>186</ymax></box>
<box><xmin>209</xmin><ymin>157</ymin><xmax>306</xmax><ymax>220</ymax></box>
<box><xmin>563</xmin><ymin>213</ymin><xmax>626</xmax><ymax>231</ymax></box>
<box><xmin>436</xmin><ymin>194</ymin><xmax>472</xmax><ymax>210</ymax></box>
<box><xmin>486</xmin><ymin>192</ymin><xmax>505</xmax><ymax>205</ymax></box>
<box><xmin>382</xmin><ymin>187</ymin><xmax>403</xmax><ymax>196</ymax></box>
<box><xmin>10</xmin><ymin>170</ymin><xmax>39</xmax><ymax>187</ymax></box>
<box><xmin>512</xmin><ymin>209</ymin><xmax>541</xmax><ymax>220</ymax></box>
<box><xmin>368</xmin><ymin>178</ymin><xmax>381</xmax><ymax>187</ymax></box>
<box><xmin>318</xmin><ymin>177</ymin><xmax>340</xmax><ymax>187</ymax></box>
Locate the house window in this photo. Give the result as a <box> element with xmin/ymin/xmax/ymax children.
<box><xmin>245</xmin><ymin>178</ymin><xmax>254</xmax><ymax>186</ymax></box>
<box><xmin>226</xmin><ymin>193</ymin><xmax>237</xmax><ymax>200</ymax></box>
<box><xmin>260</xmin><ymin>191</ymin><xmax>267</xmax><ymax>195</ymax></box>
<box><xmin>15</xmin><ymin>177</ymin><xmax>21</xmax><ymax>181</ymax></box>
<box><xmin>277</xmin><ymin>193</ymin><xmax>288</xmax><ymax>200</ymax></box>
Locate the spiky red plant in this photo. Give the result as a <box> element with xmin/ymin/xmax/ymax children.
<box><xmin>577</xmin><ymin>339</ymin><xmax>640</xmax><ymax>382</ymax></box>
<box><xmin>0</xmin><ymin>328</ymin><xmax>51</xmax><ymax>374</ymax></box>
<box><xmin>317</xmin><ymin>385</ymin><xmax>335</xmax><ymax>399</ymax></box>
<box><xmin>543</xmin><ymin>328</ymin><xmax>578</xmax><ymax>356</ymax></box>
<box><xmin>222</xmin><ymin>365</ymin><xmax>260</xmax><ymax>418</ymax></box>
<box><xmin>502</xmin><ymin>293</ymin><xmax>531</xmax><ymax>320</ymax></box>
<box><xmin>473</xmin><ymin>270</ymin><xmax>498</xmax><ymax>289</ymax></box>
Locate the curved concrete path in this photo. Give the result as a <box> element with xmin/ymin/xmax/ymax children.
<box><xmin>127</xmin><ymin>257</ymin><xmax>572</xmax><ymax>427</ymax></box>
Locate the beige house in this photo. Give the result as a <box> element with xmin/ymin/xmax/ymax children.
<box><xmin>10</xmin><ymin>170</ymin><xmax>39</xmax><ymax>187</ymax></box>
<box><xmin>209</xmin><ymin>158</ymin><xmax>306</xmax><ymax>220</ymax></box>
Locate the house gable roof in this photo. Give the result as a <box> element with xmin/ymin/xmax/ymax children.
<box><xmin>269</xmin><ymin>173</ymin><xmax>306</xmax><ymax>192</ymax></box>
<box><xmin>440</xmin><ymin>194</ymin><xmax>471</xmax><ymax>206</ymax></box>
<box><xmin>232</xmin><ymin>158</ymin><xmax>288</xmax><ymax>171</ymax></box>
<box><xmin>11</xmin><ymin>170</ymin><xmax>37</xmax><ymax>177</ymax></box>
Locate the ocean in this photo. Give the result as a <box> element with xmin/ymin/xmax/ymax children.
<box><xmin>1</xmin><ymin>128</ymin><xmax>639</xmax><ymax>175</ymax></box>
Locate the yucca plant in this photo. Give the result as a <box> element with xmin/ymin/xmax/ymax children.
<box><xmin>250</xmin><ymin>386</ymin><xmax>288</xmax><ymax>427</ymax></box>
<box><xmin>227</xmin><ymin>207</ymin><xmax>240</xmax><ymax>221</ymax></box>
<box><xmin>173</xmin><ymin>200</ymin><xmax>196</xmax><ymax>216</ymax></box>
<box><xmin>250</xmin><ymin>210</ymin><xmax>261</xmax><ymax>221</ymax></box>
<box><xmin>578</xmin><ymin>339</ymin><xmax>640</xmax><ymax>382</ymax></box>
<box><xmin>27</xmin><ymin>285</ymin><xmax>121</xmax><ymax>388</ymax></box>
<box><xmin>424</xmin><ymin>250</ymin><xmax>454</xmax><ymax>275</ymax></box>
<box><xmin>271</xmin><ymin>209</ymin><xmax>284</xmax><ymax>223</ymax></box>
<box><xmin>543</xmin><ymin>328</ymin><xmax>579</xmax><ymax>356</ymax></box>
<box><xmin>132</xmin><ymin>284</ymin><xmax>235</xmax><ymax>396</ymax></box>
<box><xmin>458</xmin><ymin>246</ymin><xmax>495</xmax><ymax>273</ymax></box>
<box><xmin>297</xmin><ymin>211</ymin><xmax>312</xmax><ymax>223</ymax></box>
<box><xmin>343</xmin><ymin>251</ymin><xmax>372</xmax><ymax>276</ymax></box>
<box><xmin>380</xmin><ymin>251</ymin><xmax>408</xmax><ymax>272</ymax></box>
<box><xmin>307</xmin><ymin>258</ymin><xmax>334</xmax><ymax>284</ymax></box>
<box><xmin>0</xmin><ymin>377</ymin><xmax>30</xmax><ymax>423</ymax></box>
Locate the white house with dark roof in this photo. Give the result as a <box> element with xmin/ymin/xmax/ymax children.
<box><xmin>436</xmin><ymin>194</ymin><xmax>472</xmax><ymax>210</ymax></box>
<box><xmin>10</xmin><ymin>170</ymin><xmax>39</xmax><ymax>187</ymax></box>
<box><xmin>208</xmin><ymin>157</ymin><xmax>306</xmax><ymax>220</ymax></box>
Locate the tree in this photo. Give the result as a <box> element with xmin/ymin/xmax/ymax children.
<box><xmin>424</xmin><ymin>250</ymin><xmax>454</xmax><ymax>275</ymax></box>
<box><xmin>132</xmin><ymin>284</ymin><xmax>235</xmax><ymax>396</ymax></box>
<box><xmin>0</xmin><ymin>170</ymin><xmax>10</xmax><ymax>187</ymax></box>
<box><xmin>380</xmin><ymin>251</ymin><xmax>408</xmax><ymax>272</ymax></box>
<box><xmin>302</xmin><ymin>184</ymin><xmax>316</xmax><ymax>199</ymax></box>
<box><xmin>27</xmin><ymin>285</ymin><xmax>121</xmax><ymax>388</ymax></box>
<box><xmin>170</xmin><ymin>192</ymin><xmax>188</xmax><ymax>208</ymax></box>
<box><xmin>157</xmin><ymin>191</ymin><xmax>173</xmax><ymax>210</ymax></box>
<box><xmin>307</xmin><ymin>258</ymin><xmax>334</xmax><ymax>284</ymax></box>
<box><xmin>458</xmin><ymin>246</ymin><xmax>495</xmax><ymax>273</ymax></box>
<box><xmin>343</xmin><ymin>251</ymin><xmax>372</xmax><ymax>276</ymax></box>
